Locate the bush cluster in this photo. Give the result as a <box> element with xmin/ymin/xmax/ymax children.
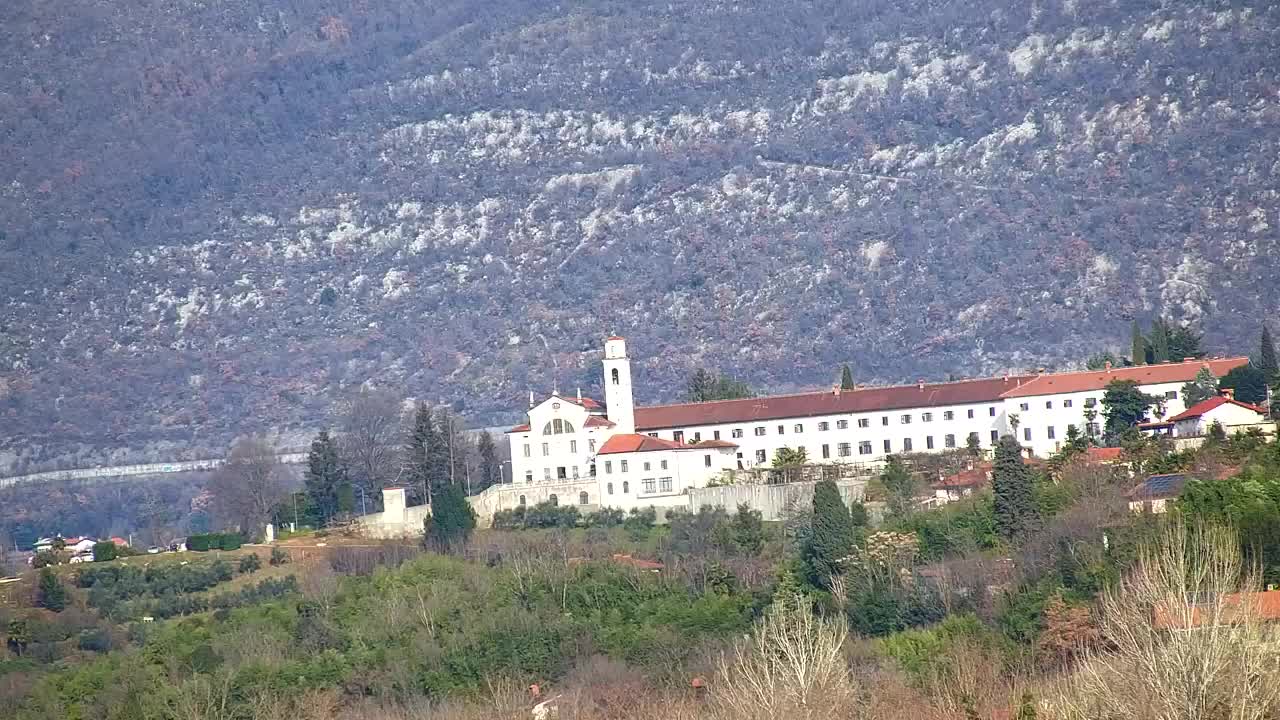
<box><xmin>186</xmin><ymin>533</ymin><xmax>244</xmax><ymax>551</ymax></box>
<box><xmin>492</xmin><ymin>502</ymin><xmax>658</xmax><ymax>532</ymax></box>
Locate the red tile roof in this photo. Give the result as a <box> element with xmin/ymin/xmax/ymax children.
<box><xmin>998</xmin><ymin>358</ymin><xmax>1249</xmax><ymax>399</ymax></box>
<box><xmin>933</xmin><ymin>464</ymin><xmax>991</xmax><ymax>489</ymax></box>
<box><xmin>596</xmin><ymin>433</ymin><xmax>737</xmax><ymax>454</ymax></box>
<box><xmin>1154</xmin><ymin>590</ymin><xmax>1280</xmax><ymax>630</ymax></box>
<box><xmin>1166</xmin><ymin>396</ymin><xmax>1268</xmax><ymax>423</ymax></box>
<box><xmin>584</xmin><ymin>416</ymin><xmax>616</xmax><ymax>428</ymax></box>
<box><xmin>633</xmin><ymin>376</ymin><xmax>1032</xmax><ymax>431</ymax></box>
<box><xmin>1084</xmin><ymin>447</ymin><xmax>1125</xmax><ymax>462</ymax></box>
<box><xmin>506</xmin><ymin>424</ymin><xmax>531</xmax><ymax>433</ymax></box>
<box><xmin>566</xmin><ymin>397</ymin><xmax>603</xmax><ymax>410</ymax></box>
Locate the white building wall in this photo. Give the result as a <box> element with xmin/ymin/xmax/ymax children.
<box><xmin>1004</xmin><ymin>380</ymin><xmax>1191</xmax><ymax>458</ymax></box>
<box><xmin>642</xmin><ymin>399</ymin><xmax>1008</xmax><ymax>469</ymax></box>
<box><xmin>1174</xmin><ymin>402</ymin><xmax>1268</xmax><ymax>437</ymax></box>
<box><xmin>509</xmin><ymin>397</ymin><xmax>615</xmax><ymax>489</ymax></box>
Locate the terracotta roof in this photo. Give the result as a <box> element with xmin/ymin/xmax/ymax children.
<box><xmin>584</xmin><ymin>416</ymin><xmax>615</xmax><ymax>428</ymax></box>
<box><xmin>634</xmin><ymin>376</ymin><xmax>1032</xmax><ymax>431</ymax></box>
<box><xmin>610</xmin><ymin>553</ymin><xmax>664</xmax><ymax>571</ymax></box>
<box><xmin>1084</xmin><ymin>447</ymin><xmax>1125</xmax><ymax>462</ymax></box>
<box><xmin>596</xmin><ymin>433</ymin><xmax>737</xmax><ymax>454</ymax></box>
<box><xmin>566</xmin><ymin>396</ymin><xmax>603</xmax><ymax>410</ymax></box>
<box><xmin>1166</xmin><ymin>396</ymin><xmax>1268</xmax><ymax>423</ymax></box>
<box><xmin>506</xmin><ymin>424</ymin><xmax>531</xmax><ymax>433</ymax></box>
<box><xmin>1154</xmin><ymin>590</ymin><xmax>1280</xmax><ymax>630</ymax></box>
<box><xmin>998</xmin><ymin>358</ymin><xmax>1249</xmax><ymax>399</ymax></box>
<box><xmin>933</xmin><ymin>465</ymin><xmax>991</xmax><ymax>489</ymax></box>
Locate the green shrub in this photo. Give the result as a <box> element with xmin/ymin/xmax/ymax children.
<box><xmin>270</xmin><ymin>547</ymin><xmax>289</xmax><ymax>566</ymax></box>
<box><xmin>238</xmin><ymin>553</ymin><xmax>262</xmax><ymax>573</ymax></box>
<box><xmin>92</xmin><ymin>542</ymin><xmax>118</xmax><ymax>563</ymax></box>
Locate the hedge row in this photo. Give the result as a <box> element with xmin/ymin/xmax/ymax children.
<box><xmin>186</xmin><ymin>533</ymin><xmax>244</xmax><ymax>551</ymax></box>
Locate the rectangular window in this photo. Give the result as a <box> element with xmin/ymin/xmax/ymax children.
<box><xmin>569</xmin><ymin>440</ymin><xmax>577</xmax><ymax>453</ymax></box>
<box><xmin>605</xmin><ymin>461</ymin><xmax>612</xmax><ymax>474</ymax></box>
<box><xmin>525</xmin><ymin>471</ymin><xmax>533</xmax><ymax>483</ymax></box>
<box><xmin>1020</xmin><ymin>403</ymin><xmax>1030</xmax><ymax>412</ymax></box>
<box><xmin>818</xmin><ymin>422</ymin><xmax>830</xmax><ymax>431</ymax></box>
<box><xmin>589</xmin><ymin>464</ymin><xmax>596</xmax><ymax>477</ymax></box>
<box><xmin>822</xmin><ymin>444</ymin><xmax>831</xmax><ymax>459</ymax></box>
<box><xmin>969</xmin><ymin>432</ymin><xmax>980</xmax><ymax>447</ymax></box>
<box><xmin>926</xmin><ymin>436</ymin><xmax>935</xmax><ymax>450</ymax></box>
<box><xmin>543</xmin><ymin>468</ymin><xmax>551</xmax><ymax>480</ymax></box>
<box><xmin>1165</xmin><ymin>391</ymin><xmax>1178</xmax><ymax>400</ymax></box>
<box><xmin>572</xmin><ymin>466</ymin><xmax>579</xmax><ymax>478</ymax></box>
<box><xmin>794</xmin><ymin>423</ymin><xmax>804</xmax><ymax>434</ymax></box>
<box><xmin>673</xmin><ymin>431</ymin><xmax>684</xmax><ymax>443</ymax></box>
<box><xmin>704</xmin><ymin>454</ymin><xmax>712</xmax><ymax>467</ymax></box>
<box><xmin>1047</xmin><ymin>426</ymin><xmax>1056</xmax><ymax>440</ymax></box>
<box><xmin>838</xmin><ymin>443</ymin><xmax>851</xmax><ymax>457</ymax></box>
<box><xmin>607</xmin><ymin>482</ymin><xmax>614</xmax><ymax>495</ymax></box>
<box><xmin>777</xmin><ymin>425</ymin><xmax>785</xmax><ymax>435</ymax></box>
<box><xmin>648</xmin><ymin>432</ymin><xmax>658</xmax><ymax>437</ymax></box>
<box><xmin>991</xmin><ymin>430</ymin><xmax>999</xmax><ymax>444</ymax></box>
<box><xmin>1063</xmin><ymin>400</ymin><xmax>1072</xmax><ymax>409</ymax></box>
<box><xmin>922</xmin><ymin>412</ymin><xmax>933</xmax><ymax>422</ymax></box>
<box><xmin>754</xmin><ymin>427</ymin><xmax>767</xmax><ymax>436</ymax></box>
<box><xmin>557</xmin><ymin>467</ymin><xmax>567</xmax><ymax>480</ymax></box>
<box><xmin>660</xmin><ymin>477</ymin><xmax>672</xmax><ymax>493</ymax></box>
<box><xmin>660</xmin><ymin>459</ymin><xmax>668</xmax><ymax>470</ymax></box>
<box><xmin>732</xmin><ymin>428</ymin><xmax>744</xmax><ymax>438</ymax></box>
<box><xmin>989</xmin><ymin>406</ymin><xmax>997</xmax><ymax>417</ymax></box>
<box><xmin>693</xmin><ymin>432</ymin><xmax>701</xmax><ymax>442</ymax></box>
<box><xmin>1023</xmin><ymin>427</ymin><xmax>1032</xmax><ymax>442</ymax></box>
<box><xmin>943</xmin><ymin>411</ymin><xmax>955</xmax><ymax>421</ymax></box>
<box><xmin>1084</xmin><ymin>398</ymin><xmax>1098</xmax><ymax>408</ymax></box>
<box><xmin>643</xmin><ymin>461</ymin><xmax>651</xmax><ymax>472</ymax></box>
<box><xmin>1087</xmin><ymin>422</ymin><xmax>1100</xmax><ymax>436</ymax></box>
<box><xmin>542</xmin><ymin>443</ymin><xmax>550</xmax><ymax>456</ymax></box>
<box><xmin>620</xmin><ymin>460</ymin><xmax>629</xmax><ymax>473</ymax></box>
<box><xmin>901</xmin><ymin>414</ymin><xmax>912</xmax><ymax>424</ymax></box>
<box><xmin>523</xmin><ymin>444</ymin><xmax>531</xmax><ymax>458</ymax></box>
<box><xmin>967</xmin><ymin>408</ymin><xmax>975</xmax><ymax>419</ymax></box>
<box><xmin>903</xmin><ymin>438</ymin><xmax>913</xmax><ymax>452</ymax></box>
<box><xmin>883</xmin><ymin>439</ymin><xmax>892</xmax><ymax>453</ymax></box>
<box><xmin>858</xmin><ymin>441</ymin><xmax>872</xmax><ymax>455</ymax></box>
<box><xmin>643</xmin><ymin>478</ymin><xmax>656</xmax><ymax>494</ymax></box>
<box><xmin>622</xmin><ymin>481</ymin><xmax>629</xmax><ymax>493</ymax></box>
<box><xmin>881</xmin><ymin>416</ymin><xmax>889</xmax><ymax>426</ymax></box>
<box><xmin>713</xmin><ymin>430</ymin><xmax>721</xmax><ymax>440</ymax></box>
<box><xmin>1045</xmin><ymin>401</ymin><xmax>1053</xmax><ymax>410</ymax></box>
<box><xmin>755</xmin><ymin>449</ymin><xmax>767</xmax><ymax>464</ymax></box>
<box><xmin>945</xmin><ymin>434</ymin><xmax>956</xmax><ymax>448</ymax></box>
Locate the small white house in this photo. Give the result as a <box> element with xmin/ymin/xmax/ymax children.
<box><xmin>1166</xmin><ymin>391</ymin><xmax>1269</xmax><ymax>438</ymax></box>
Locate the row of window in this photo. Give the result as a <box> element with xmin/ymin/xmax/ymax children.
<box><xmin>517</xmin><ymin>491</ymin><xmax>591</xmax><ymax>507</ymax></box>
<box><xmin>748</xmin><ymin>431</ymin><xmax>999</xmax><ymax>464</ymax></box>
<box><xmin>1021</xmin><ymin>424</ymin><xmax>1101</xmax><ymax>442</ymax></box>
<box><xmin>674</xmin><ymin>407</ymin><xmax>1000</xmax><ymax>442</ymax></box>
<box><xmin>524</xmin><ymin>438</ymin><xmax>598</xmax><ymax>457</ymax></box>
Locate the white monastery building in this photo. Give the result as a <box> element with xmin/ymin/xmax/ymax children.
<box><xmin>485</xmin><ymin>337</ymin><xmax>1250</xmax><ymax>519</ymax></box>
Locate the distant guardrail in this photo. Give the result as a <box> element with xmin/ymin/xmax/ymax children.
<box><xmin>0</xmin><ymin>453</ymin><xmax>309</xmax><ymax>489</ymax></box>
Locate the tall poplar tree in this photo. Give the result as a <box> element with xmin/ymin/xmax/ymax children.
<box><xmin>840</xmin><ymin>364</ymin><xmax>855</xmax><ymax>390</ymax></box>
<box><xmin>992</xmin><ymin>436</ymin><xmax>1039</xmax><ymax>541</ymax></box>
<box><xmin>804</xmin><ymin>479</ymin><xmax>853</xmax><ymax>588</ymax></box>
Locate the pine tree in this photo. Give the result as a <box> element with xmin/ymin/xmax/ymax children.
<box><xmin>425</xmin><ymin>480</ymin><xmax>476</xmax><ymax>552</ymax></box>
<box><xmin>1260</xmin><ymin>325</ymin><xmax>1279</xmax><ymax>380</ymax></box>
<box><xmin>880</xmin><ymin>456</ymin><xmax>916</xmax><ymax>518</ymax></box>
<box><xmin>840</xmin><ymin>364</ymin><xmax>855</xmax><ymax>390</ymax></box>
<box><xmin>1102</xmin><ymin>379</ymin><xmax>1157</xmax><ymax>437</ymax></box>
<box><xmin>304</xmin><ymin>430</ymin><xmax>348</xmax><ymax>525</ymax></box>
<box><xmin>1130</xmin><ymin>319</ymin><xmax>1146</xmax><ymax>366</ymax></box>
<box><xmin>403</xmin><ymin>403</ymin><xmax>438</xmax><ymax>505</ymax></box>
<box><xmin>1168</xmin><ymin>324</ymin><xmax>1204</xmax><ymax>361</ymax></box>
<box><xmin>992</xmin><ymin>435</ymin><xmax>1039</xmax><ymax>541</ymax></box>
<box><xmin>804</xmin><ymin>479</ymin><xmax>854</xmax><ymax>588</ymax></box>
<box><xmin>37</xmin><ymin>568</ymin><xmax>67</xmax><ymax>612</ymax></box>
<box><xmin>685</xmin><ymin>368</ymin><xmax>719</xmax><ymax>402</ymax></box>
<box><xmin>477</xmin><ymin>431</ymin><xmax>501</xmax><ymax>492</ymax></box>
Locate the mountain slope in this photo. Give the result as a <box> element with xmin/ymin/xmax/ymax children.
<box><xmin>1</xmin><ymin>0</ymin><xmax>1278</xmax><ymax>472</ymax></box>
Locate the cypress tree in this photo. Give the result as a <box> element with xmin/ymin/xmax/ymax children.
<box><xmin>304</xmin><ymin>430</ymin><xmax>347</xmax><ymax>525</ymax></box>
<box><xmin>37</xmin><ymin>568</ymin><xmax>67</xmax><ymax>612</ymax></box>
<box><xmin>1260</xmin><ymin>325</ymin><xmax>1278</xmax><ymax>381</ymax></box>
<box><xmin>992</xmin><ymin>436</ymin><xmax>1039</xmax><ymax>541</ymax></box>
<box><xmin>804</xmin><ymin>479</ymin><xmax>854</xmax><ymax>587</ymax></box>
<box><xmin>477</xmin><ymin>431</ymin><xmax>501</xmax><ymax>491</ymax></box>
<box><xmin>840</xmin><ymin>364</ymin><xmax>855</xmax><ymax>390</ymax></box>
<box><xmin>1130</xmin><ymin>320</ymin><xmax>1146</xmax><ymax>366</ymax></box>
<box><xmin>1148</xmin><ymin>318</ymin><xmax>1171</xmax><ymax>364</ymax></box>
<box><xmin>425</xmin><ymin>481</ymin><xmax>476</xmax><ymax>552</ymax></box>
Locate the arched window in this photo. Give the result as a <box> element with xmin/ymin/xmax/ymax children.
<box><xmin>549</xmin><ymin>494</ymin><xmax>558</xmax><ymax>506</ymax></box>
<box><xmin>611</xmin><ymin>368</ymin><xmax>620</xmax><ymax>385</ymax></box>
<box><xmin>607</xmin><ymin>482</ymin><xmax>614</xmax><ymax>495</ymax></box>
<box><xmin>518</xmin><ymin>495</ymin><xmax>526</xmax><ymax>506</ymax></box>
<box><xmin>542</xmin><ymin>419</ymin><xmax>576</xmax><ymax>435</ymax></box>
<box><xmin>579</xmin><ymin>492</ymin><xmax>589</xmax><ymax>505</ymax></box>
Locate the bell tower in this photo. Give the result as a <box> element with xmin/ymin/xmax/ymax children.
<box><xmin>602</xmin><ymin>336</ymin><xmax>635</xmax><ymax>434</ymax></box>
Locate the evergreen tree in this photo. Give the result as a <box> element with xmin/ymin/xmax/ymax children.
<box><xmin>1130</xmin><ymin>320</ymin><xmax>1147</xmax><ymax>366</ymax></box>
<box><xmin>880</xmin><ymin>455</ymin><xmax>917</xmax><ymax>518</ymax></box>
<box><xmin>1147</xmin><ymin>318</ymin><xmax>1171</xmax><ymax>363</ymax></box>
<box><xmin>434</xmin><ymin>408</ymin><xmax>468</xmax><ymax>495</ymax></box>
<box><xmin>992</xmin><ymin>436</ymin><xmax>1039</xmax><ymax>541</ymax></box>
<box><xmin>803</xmin><ymin>479</ymin><xmax>854</xmax><ymax>588</ymax></box>
<box><xmin>1260</xmin><ymin>325</ymin><xmax>1279</xmax><ymax>380</ymax></box>
<box><xmin>424</xmin><ymin>481</ymin><xmax>476</xmax><ymax>552</ymax></box>
<box><xmin>965</xmin><ymin>432</ymin><xmax>982</xmax><ymax>458</ymax></box>
<box><xmin>685</xmin><ymin>368</ymin><xmax>753</xmax><ymax>402</ymax></box>
<box><xmin>840</xmin><ymin>364</ymin><xmax>855</xmax><ymax>390</ymax></box>
<box><xmin>1181</xmin><ymin>367</ymin><xmax>1219</xmax><ymax>407</ymax></box>
<box><xmin>1102</xmin><ymin>380</ymin><xmax>1157</xmax><ymax>438</ymax></box>
<box><xmin>1219</xmin><ymin>364</ymin><xmax>1269</xmax><ymax>405</ymax></box>
<box><xmin>403</xmin><ymin>403</ymin><xmax>438</xmax><ymax>505</ymax></box>
<box><xmin>1168</xmin><ymin>324</ymin><xmax>1204</xmax><ymax>361</ymax></box>
<box><xmin>476</xmin><ymin>431</ymin><xmax>502</xmax><ymax>492</ymax></box>
<box><xmin>731</xmin><ymin>503</ymin><xmax>765</xmax><ymax>555</ymax></box>
<box><xmin>303</xmin><ymin>430</ymin><xmax>348</xmax><ymax>525</ymax></box>
<box><xmin>37</xmin><ymin>568</ymin><xmax>67</xmax><ymax>612</ymax></box>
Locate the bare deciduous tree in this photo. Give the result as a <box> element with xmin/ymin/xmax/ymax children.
<box><xmin>1052</xmin><ymin>522</ymin><xmax>1280</xmax><ymax>720</ymax></box>
<box><xmin>339</xmin><ymin>387</ymin><xmax>403</xmax><ymax>502</ymax></box>
<box><xmin>208</xmin><ymin>436</ymin><xmax>287</xmax><ymax>537</ymax></box>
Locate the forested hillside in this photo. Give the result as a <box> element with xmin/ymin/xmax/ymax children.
<box><xmin>2</xmin><ymin>0</ymin><xmax>1278</xmax><ymax>470</ymax></box>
